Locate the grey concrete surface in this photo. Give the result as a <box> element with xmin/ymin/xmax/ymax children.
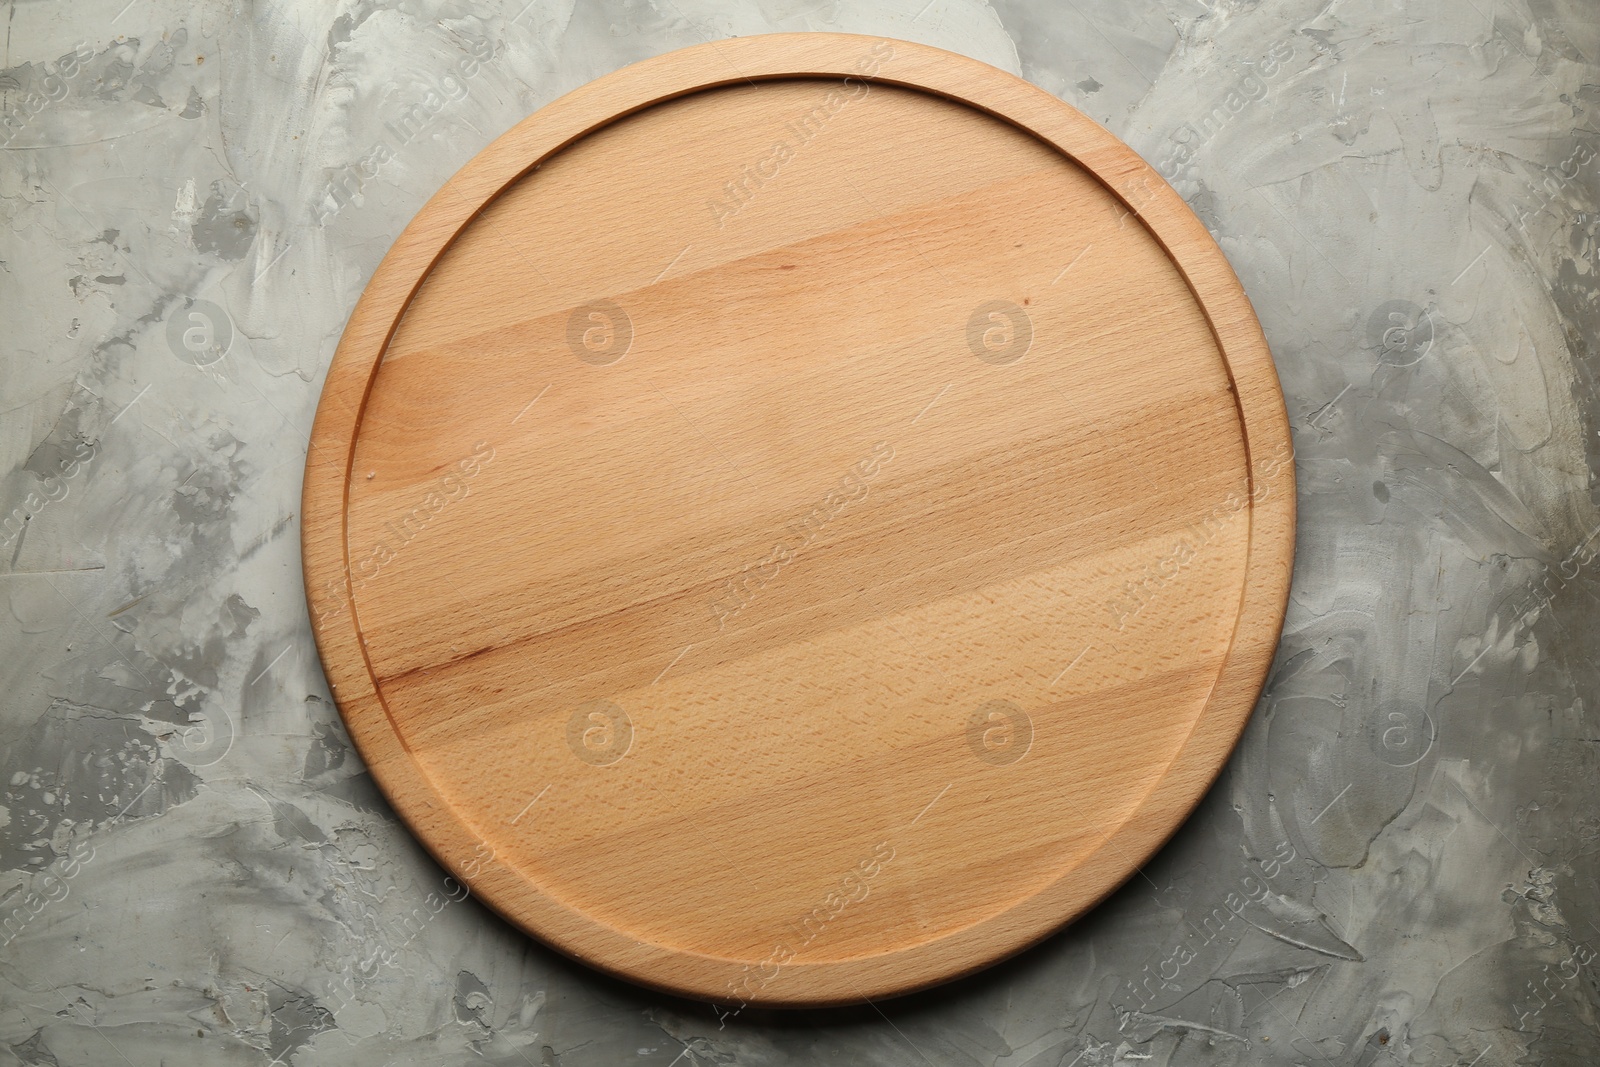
<box><xmin>2</xmin><ymin>1</ymin><xmax>1597</xmax><ymax>1064</ymax></box>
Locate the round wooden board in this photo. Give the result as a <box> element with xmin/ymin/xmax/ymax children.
<box><xmin>303</xmin><ymin>33</ymin><xmax>1294</xmax><ymax>1008</ymax></box>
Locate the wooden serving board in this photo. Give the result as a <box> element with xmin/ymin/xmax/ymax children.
<box><xmin>303</xmin><ymin>33</ymin><xmax>1294</xmax><ymax>1008</ymax></box>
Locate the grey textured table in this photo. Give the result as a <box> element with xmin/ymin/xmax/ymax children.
<box><xmin>2</xmin><ymin>2</ymin><xmax>1597</xmax><ymax>1065</ymax></box>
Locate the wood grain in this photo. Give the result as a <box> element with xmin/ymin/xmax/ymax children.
<box><xmin>302</xmin><ymin>33</ymin><xmax>1295</xmax><ymax>1007</ymax></box>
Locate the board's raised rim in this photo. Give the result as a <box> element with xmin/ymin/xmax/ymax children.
<box><xmin>302</xmin><ymin>31</ymin><xmax>1296</xmax><ymax>1008</ymax></box>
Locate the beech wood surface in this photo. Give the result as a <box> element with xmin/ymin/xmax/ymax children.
<box><xmin>302</xmin><ymin>32</ymin><xmax>1295</xmax><ymax>1007</ymax></box>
